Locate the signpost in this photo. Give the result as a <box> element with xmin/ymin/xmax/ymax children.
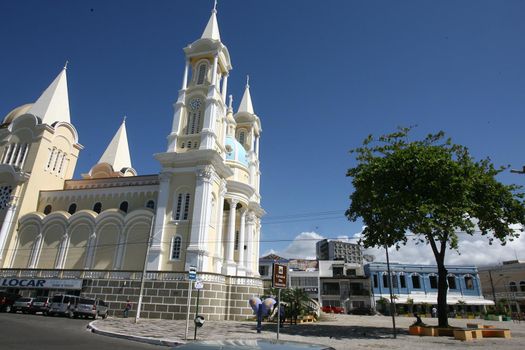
<box><xmin>184</xmin><ymin>266</ymin><xmax>197</xmax><ymax>340</ymax></box>
<box><xmin>272</xmin><ymin>263</ymin><xmax>288</xmax><ymax>340</ymax></box>
<box><xmin>194</xmin><ymin>280</ymin><xmax>204</xmax><ymax>340</ymax></box>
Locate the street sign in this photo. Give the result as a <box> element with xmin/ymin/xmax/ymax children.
<box><xmin>272</xmin><ymin>263</ymin><xmax>288</xmax><ymax>288</ymax></box>
<box><xmin>195</xmin><ymin>280</ymin><xmax>204</xmax><ymax>290</ymax></box>
<box><xmin>189</xmin><ymin>266</ymin><xmax>197</xmax><ymax>281</ymax></box>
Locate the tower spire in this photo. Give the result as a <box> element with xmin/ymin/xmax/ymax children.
<box><xmin>238</xmin><ymin>75</ymin><xmax>254</xmax><ymax>114</ymax></box>
<box><xmin>98</xmin><ymin>118</ymin><xmax>133</xmax><ymax>172</ymax></box>
<box><xmin>201</xmin><ymin>1</ymin><xmax>221</xmax><ymax>41</ymax></box>
<box><xmin>28</xmin><ymin>67</ymin><xmax>71</xmax><ymax>125</ymax></box>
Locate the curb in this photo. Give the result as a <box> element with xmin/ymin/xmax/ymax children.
<box><xmin>87</xmin><ymin>320</ymin><xmax>185</xmax><ymax>347</ymax></box>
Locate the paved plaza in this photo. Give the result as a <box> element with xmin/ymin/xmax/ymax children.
<box><xmin>89</xmin><ymin>314</ymin><xmax>525</xmax><ymax>349</ymax></box>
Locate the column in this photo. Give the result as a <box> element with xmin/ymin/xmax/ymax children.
<box><xmin>186</xmin><ymin>166</ymin><xmax>214</xmax><ymax>271</ymax></box>
<box><xmin>254</xmin><ymin>218</ymin><xmax>261</xmax><ymax>276</ymax></box>
<box><xmin>114</xmin><ymin>231</ymin><xmax>126</xmax><ymax>269</ymax></box>
<box><xmin>213</xmin><ymin>181</ymin><xmax>227</xmax><ymax>272</ymax></box>
<box><xmin>237</xmin><ymin>209</ymin><xmax>246</xmax><ymax>275</ymax></box>
<box><xmin>84</xmin><ymin>232</ymin><xmax>97</xmax><ymax>269</ymax></box>
<box><xmin>245</xmin><ymin>211</ymin><xmax>255</xmax><ymax>276</ymax></box>
<box><xmin>55</xmin><ymin>232</ymin><xmax>69</xmax><ymax>269</ymax></box>
<box><xmin>182</xmin><ymin>59</ymin><xmax>190</xmax><ymax>90</ymax></box>
<box><xmin>0</xmin><ymin>195</ymin><xmax>17</xmax><ymax>261</ymax></box>
<box><xmin>28</xmin><ymin>234</ymin><xmax>43</xmax><ymax>268</ymax></box>
<box><xmin>211</xmin><ymin>54</ymin><xmax>219</xmax><ymax>86</ymax></box>
<box><xmin>147</xmin><ymin>172</ymin><xmax>170</xmax><ymax>269</ymax></box>
<box><xmin>255</xmin><ymin>136</ymin><xmax>260</xmax><ymax>157</ymax></box>
<box><xmin>221</xmin><ymin>74</ymin><xmax>229</xmax><ymax>103</ymax></box>
<box><xmin>223</xmin><ymin>198</ymin><xmax>237</xmax><ymax>275</ymax></box>
<box><xmin>20</xmin><ymin>144</ymin><xmax>29</xmax><ymax>168</ymax></box>
<box><xmin>14</xmin><ymin>144</ymin><xmax>24</xmax><ymax>166</ymax></box>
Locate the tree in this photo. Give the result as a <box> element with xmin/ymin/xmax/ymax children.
<box><xmin>346</xmin><ymin>127</ymin><xmax>525</xmax><ymax>328</ymax></box>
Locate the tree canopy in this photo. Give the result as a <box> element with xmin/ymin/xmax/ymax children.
<box><xmin>346</xmin><ymin>127</ymin><xmax>525</xmax><ymax>327</ymax></box>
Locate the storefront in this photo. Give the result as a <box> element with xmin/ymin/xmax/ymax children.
<box><xmin>0</xmin><ymin>277</ymin><xmax>83</xmax><ymax>297</ymax></box>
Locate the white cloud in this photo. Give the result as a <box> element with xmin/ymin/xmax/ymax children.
<box><xmin>365</xmin><ymin>229</ymin><xmax>525</xmax><ymax>266</ymax></box>
<box><xmin>276</xmin><ymin>231</ymin><xmax>324</xmax><ymax>259</ymax></box>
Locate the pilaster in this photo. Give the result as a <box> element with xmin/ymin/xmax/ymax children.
<box><xmin>148</xmin><ymin>172</ymin><xmax>171</xmax><ymax>270</ymax></box>
<box><xmin>186</xmin><ymin>165</ymin><xmax>214</xmax><ymax>272</ymax></box>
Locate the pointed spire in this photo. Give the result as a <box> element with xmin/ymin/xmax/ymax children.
<box><xmin>237</xmin><ymin>75</ymin><xmax>254</xmax><ymax>114</ymax></box>
<box><xmin>28</xmin><ymin>67</ymin><xmax>71</xmax><ymax>125</ymax></box>
<box><xmin>201</xmin><ymin>1</ymin><xmax>221</xmax><ymax>41</ymax></box>
<box><xmin>98</xmin><ymin>118</ymin><xmax>133</xmax><ymax>172</ymax></box>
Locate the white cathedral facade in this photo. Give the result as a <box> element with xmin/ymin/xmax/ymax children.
<box><xmin>0</xmin><ymin>8</ymin><xmax>264</xmax><ymax>318</ymax></box>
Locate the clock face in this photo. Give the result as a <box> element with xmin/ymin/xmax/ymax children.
<box><xmin>189</xmin><ymin>98</ymin><xmax>202</xmax><ymax>111</ymax></box>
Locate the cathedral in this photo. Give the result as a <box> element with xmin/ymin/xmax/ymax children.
<box><xmin>0</xmin><ymin>7</ymin><xmax>264</xmax><ymax>320</ymax></box>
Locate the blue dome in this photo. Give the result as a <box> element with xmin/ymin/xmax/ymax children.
<box><xmin>225</xmin><ymin>136</ymin><xmax>249</xmax><ymax>167</ymax></box>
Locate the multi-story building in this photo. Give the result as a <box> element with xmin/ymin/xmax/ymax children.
<box><xmin>366</xmin><ymin>262</ymin><xmax>494</xmax><ymax>314</ymax></box>
<box><xmin>318</xmin><ymin>260</ymin><xmax>371</xmax><ymax>311</ymax></box>
<box><xmin>478</xmin><ymin>260</ymin><xmax>525</xmax><ymax>314</ymax></box>
<box><xmin>0</xmin><ymin>6</ymin><xmax>265</xmax><ymax>320</ymax></box>
<box><xmin>316</xmin><ymin>239</ymin><xmax>362</xmax><ymax>263</ymax></box>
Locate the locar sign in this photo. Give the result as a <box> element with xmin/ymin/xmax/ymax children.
<box><xmin>0</xmin><ymin>278</ymin><xmax>83</xmax><ymax>290</ymax></box>
<box><xmin>272</xmin><ymin>263</ymin><xmax>288</xmax><ymax>288</ymax></box>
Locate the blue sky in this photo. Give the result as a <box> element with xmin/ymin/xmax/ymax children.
<box><xmin>1</xmin><ymin>1</ymin><xmax>525</xmax><ymax>264</ymax></box>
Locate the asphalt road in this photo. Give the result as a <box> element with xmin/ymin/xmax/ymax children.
<box><xmin>0</xmin><ymin>312</ymin><xmax>163</xmax><ymax>349</ymax></box>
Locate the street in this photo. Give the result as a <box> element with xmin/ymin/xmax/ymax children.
<box><xmin>0</xmin><ymin>312</ymin><xmax>162</xmax><ymax>349</ymax></box>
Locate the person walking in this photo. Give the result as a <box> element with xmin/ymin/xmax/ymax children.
<box><xmin>123</xmin><ymin>299</ymin><xmax>132</xmax><ymax>318</ymax></box>
<box><xmin>431</xmin><ymin>306</ymin><xmax>437</xmax><ymax>318</ymax></box>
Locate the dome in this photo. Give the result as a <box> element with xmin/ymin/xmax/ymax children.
<box><xmin>225</xmin><ymin>136</ymin><xmax>248</xmax><ymax>167</ymax></box>
<box><xmin>3</xmin><ymin>103</ymin><xmax>34</xmax><ymax>124</ymax></box>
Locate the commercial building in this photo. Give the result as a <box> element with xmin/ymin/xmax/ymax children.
<box><xmin>316</xmin><ymin>239</ymin><xmax>362</xmax><ymax>263</ymax></box>
<box><xmin>0</xmin><ymin>6</ymin><xmax>264</xmax><ymax>320</ymax></box>
<box><xmin>365</xmin><ymin>262</ymin><xmax>494</xmax><ymax>314</ymax></box>
<box><xmin>478</xmin><ymin>260</ymin><xmax>525</xmax><ymax>314</ymax></box>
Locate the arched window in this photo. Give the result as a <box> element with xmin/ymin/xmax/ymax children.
<box><xmin>239</xmin><ymin>131</ymin><xmax>245</xmax><ymax>145</ymax></box>
<box><xmin>447</xmin><ymin>275</ymin><xmax>457</xmax><ymax>289</ymax></box>
<box><xmin>181</xmin><ymin>142</ymin><xmax>185</xmax><ymax>149</ymax></box>
<box><xmin>183</xmin><ymin>193</ymin><xmax>191</xmax><ymax>220</ymax></box>
<box><xmin>411</xmin><ymin>274</ymin><xmax>421</xmax><ymax>289</ymax></box>
<box><xmin>68</xmin><ymin>203</ymin><xmax>77</xmax><ymax>215</ymax></box>
<box><xmin>119</xmin><ymin>201</ymin><xmax>129</xmax><ymax>213</ymax></box>
<box><xmin>196</xmin><ymin>63</ymin><xmax>207</xmax><ymax>85</ymax></box>
<box><xmin>146</xmin><ymin>200</ymin><xmax>155</xmax><ymax>210</ymax></box>
<box><xmin>43</xmin><ymin>205</ymin><xmax>52</xmax><ymax>215</ymax></box>
<box><xmin>93</xmin><ymin>202</ymin><xmax>102</xmax><ymax>214</ymax></box>
<box><xmin>509</xmin><ymin>281</ymin><xmax>518</xmax><ymax>292</ymax></box>
<box><xmin>520</xmin><ymin>281</ymin><xmax>525</xmax><ymax>292</ymax></box>
<box><xmin>464</xmin><ymin>275</ymin><xmax>474</xmax><ymax>290</ymax></box>
<box><xmin>187</xmin><ymin>141</ymin><xmax>192</xmax><ymax>148</ymax></box>
<box><xmin>171</xmin><ymin>236</ymin><xmax>182</xmax><ymax>260</ymax></box>
<box><xmin>174</xmin><ymin>192</ymin><xmax>191</xmax><ymax>221</ymax></box>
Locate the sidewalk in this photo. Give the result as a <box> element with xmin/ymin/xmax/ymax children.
<box><xmin>88</xmin><ymin>314</ymin><xmax>525</xmax><ymax>350</ymax></box>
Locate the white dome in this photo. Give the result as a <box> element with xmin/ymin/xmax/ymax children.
<box><xmin>3</xmin><ymin>103</ymin><xmax>34</xmax><ymax>124</ymax></box>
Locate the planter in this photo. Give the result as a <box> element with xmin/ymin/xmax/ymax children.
<box><xmin>409</xmin><ymin>325</ymin><xmax>423</xmax><ymax>335</ymax></box>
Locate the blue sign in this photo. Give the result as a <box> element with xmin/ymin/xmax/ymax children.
<box><xmin>188</xmin><ymin>266</ymin><xmax>197</xmax><ymax>281</ymax></box>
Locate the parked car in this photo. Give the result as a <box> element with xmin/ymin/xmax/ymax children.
<box><xmin>48</xmin><ymin>294</ymin><xmax>79</xmax><ymax>316</ymax></box>
<box><xmin>347</xmin><ymin>306</ymin><xmax>376</xmax><ymax>315</ymax></box>
<box><xmin>0</xmin><ymin>292</ymin><xmax>21</xmax><ymax>313</ymax></box>
<box><xmin>69</xmin><ymin>297</ymin><xmax>108</xmax><ymax>319</ymax></box>
<box><xmin>320</xmin><ymin>306</ymin><xmax>345</xmax><ymax>314</ymax></box>
<box><xmin>29</xmin><ymin>296</ymin><xmax>51</xmax><ymax>315</ymax></box>
<box><xmin>12</xmin><ymin>297</ymin><xmax>33</xmax><ymax>313</ymax></box>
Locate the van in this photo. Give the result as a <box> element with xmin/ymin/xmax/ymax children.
<box><xmin>48</xmin><ymin>294</ymin><xmax>79</xmax><ymax>317</ymax></box>
<box><xmin>70</xmin><ymin>297</ymin><xmax>108</xmax><ymax>319</ymax></box>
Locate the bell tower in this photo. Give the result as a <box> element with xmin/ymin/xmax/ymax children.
<box><xmin>166</xmin><ymin>4</ymin><xmax>232</xmax><ymax>154</ymax></box>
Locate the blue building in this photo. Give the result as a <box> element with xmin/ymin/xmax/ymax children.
<box><xmin>365</xmin><ymin>262</ymin><xmax>494</xmax><ymax>314</ymax></box>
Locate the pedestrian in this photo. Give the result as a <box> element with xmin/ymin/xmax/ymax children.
<box><xmin>279</xmin><ymin>303</ymin><xmax>286</xmax><ymax>327</ymax></box>
<box><xmin>256</xmin><ymin>303</ymin><xmax>263</xmax><ymax>333</ymax></box>
<box><xmin>431</xmin><ymin>306</ymin><xmax>437</xmax><ymax>318</ymax></box>
<box><xmin>123</xmin><ymin>299</ymin><xmax>132</xmax><ymax>318</ymax></box>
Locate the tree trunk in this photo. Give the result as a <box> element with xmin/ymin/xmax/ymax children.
<box><xmin>437</xmin><ymin>260</ymin><xmax>449</xmax><ymax>328</ymax></box>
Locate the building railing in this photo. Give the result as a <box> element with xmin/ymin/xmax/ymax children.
<box><xmin>0</xmin><ymin>268</ymin><xmax>263</xmax><ymax>287</ymax></box>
